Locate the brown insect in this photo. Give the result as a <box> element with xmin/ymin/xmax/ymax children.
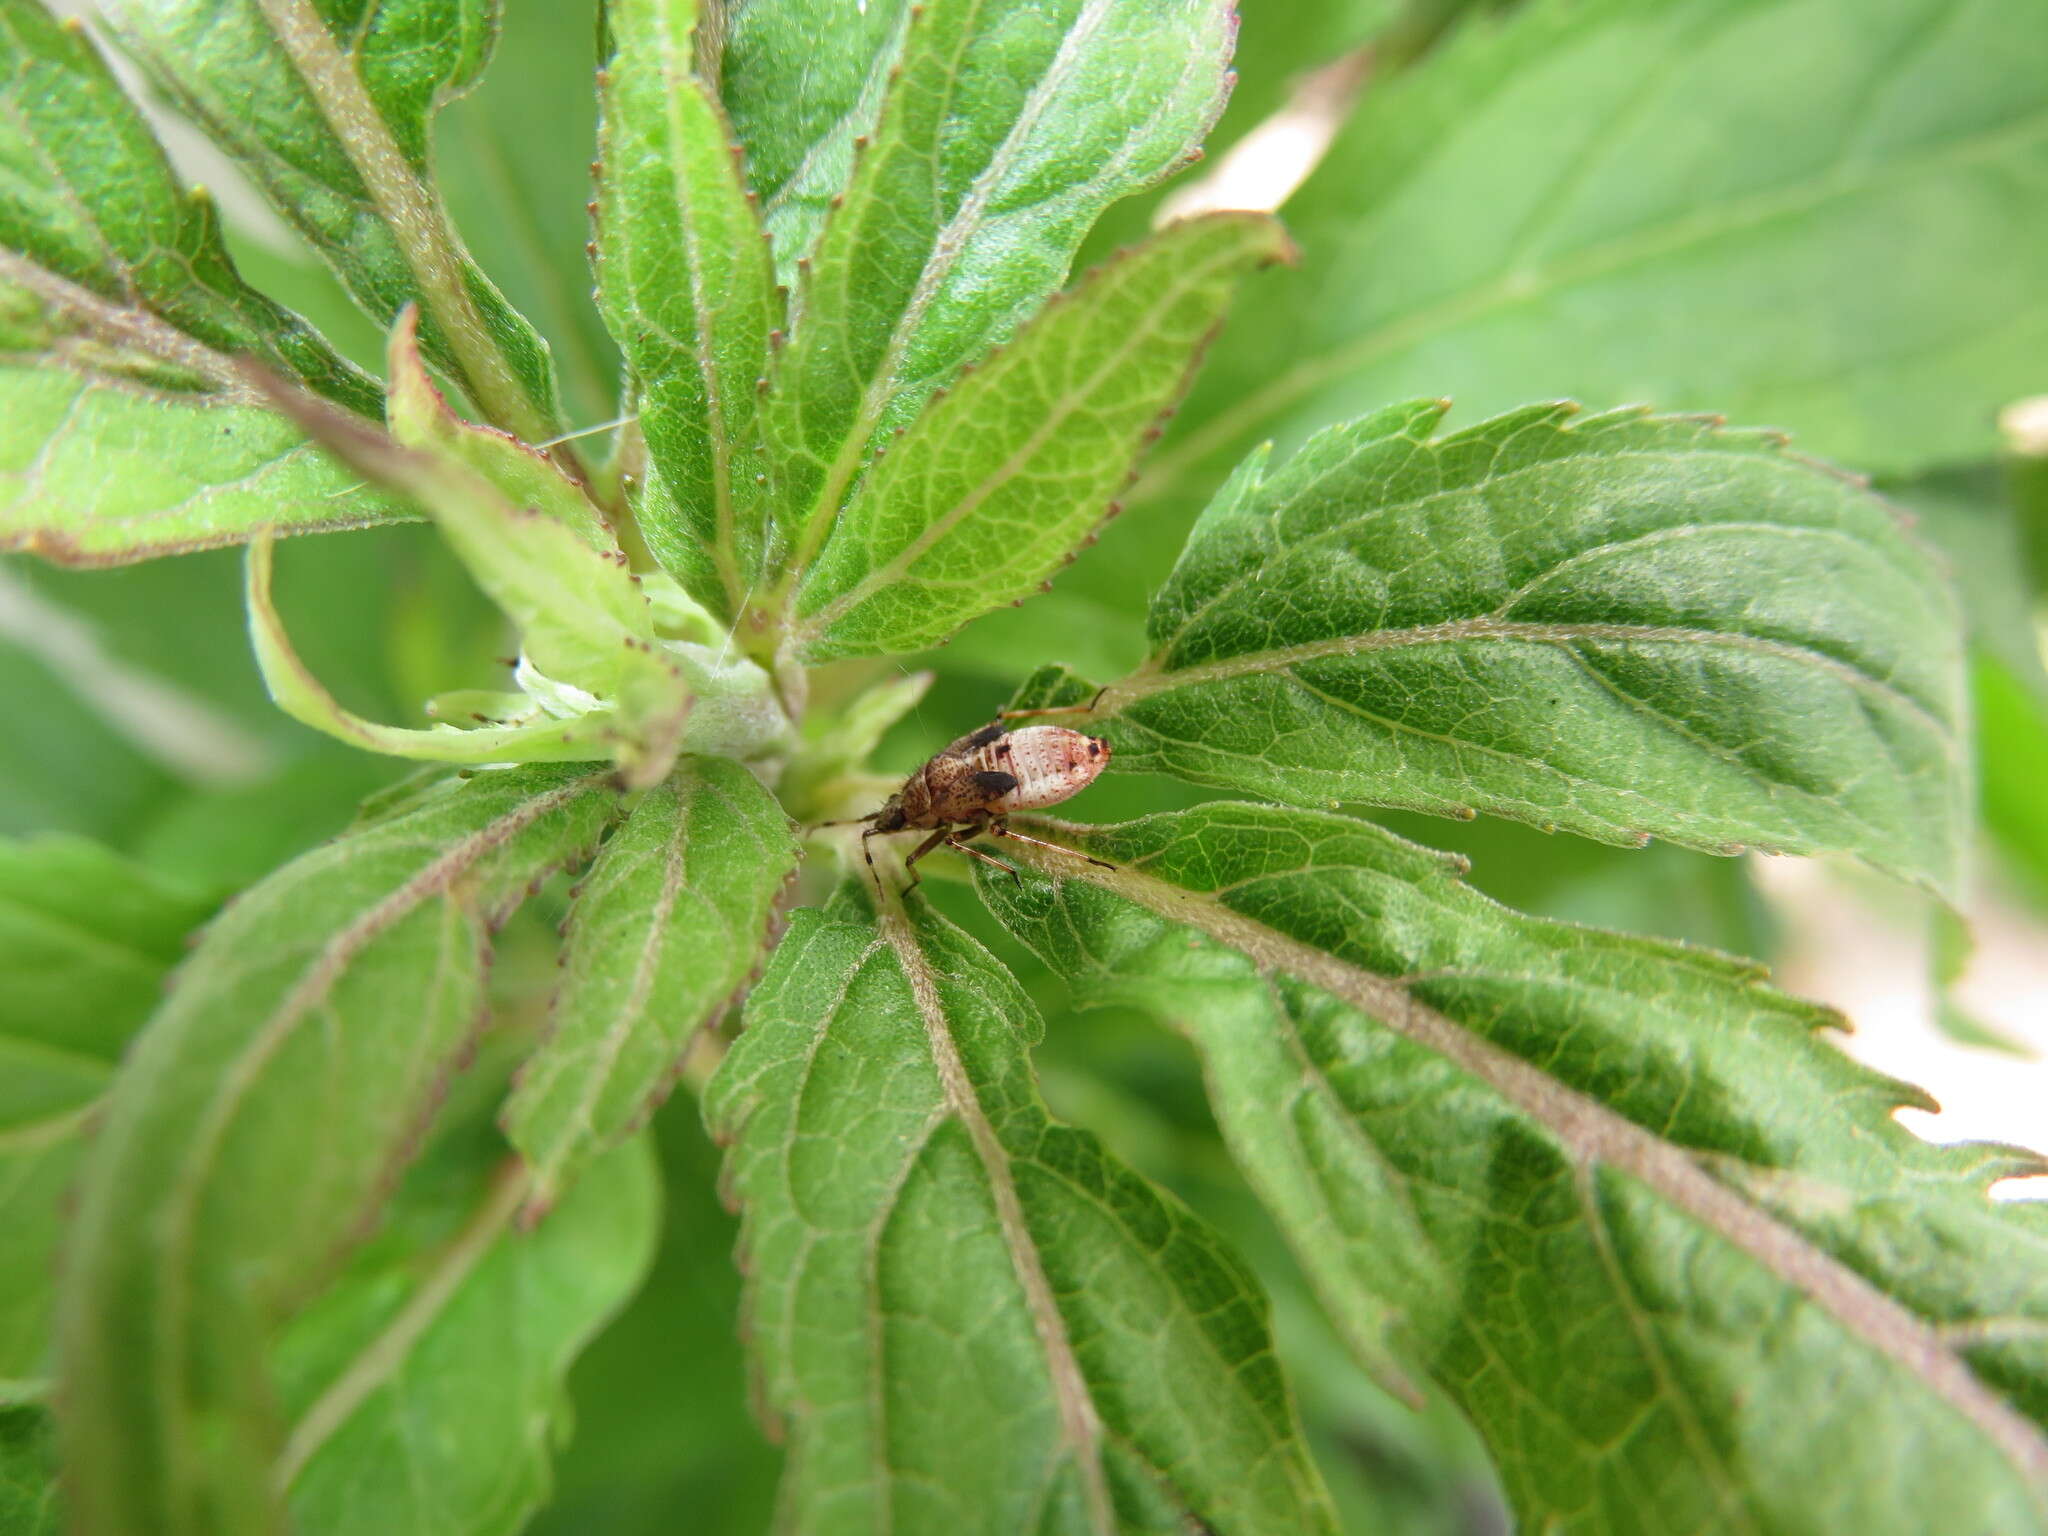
<box><xmin>828</xmin><ymin>722</ymin><xmax>1117</xmax><ymax>890</ymax></box>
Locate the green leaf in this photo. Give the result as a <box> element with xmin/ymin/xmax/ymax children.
<box><xmin>758</xmin><ymin>0</ymin><xmax>1237</xmax><ymax>586</ymax></box>
<box><xmin>56</xmin><ymin>765</ymin><xmax>619</xmax><ymax>1536</ymax></box>
<box><xmin>0</xmin><ymin>2</ymin><xmax>406</xmax><ymax>563</ymax></box>
<box><xmin>0</xmin><ymin>838</ymin><xmax>212</xmax><ymax>1391</ymax></box>
<box><xmin>0</xmin><ymin>1407</ymin><xmax>58</xmax><ymax>1535</ymax></box>
<box><xmin>0</xmin><ymin>3</ymin><xmax>376</xmax><ymax>411</ymax></box>
<box><xmin>97</xmin><ymin>0</ymin><xmax>568</xmax><ymax>445</ymax></box>
<box><xmin>1034</xmin><ymin>401</ymin><xmax>1967</xmax><ymax>894</ymax></box>
<box><xmin>1887</xmin><ymin>465</ymin><xmax>2048</xmax><ymax>705</ymax></box>
<box><xmin>435</xmin><ymin>0</ymin><xmax>617</xmax><ymax>426</ymax></box>
<box><xmin>1978</xmin><ymin>654</ymin><xmax>2048</xmax><ymax>906</ymax></box>
<box><xmin>1146</xmin><ymin>0</ymin><xmax>2048</xmax><ymax>508</ymax></box>
<box><xmin>712</xmin><ymin>0</ymin><xmax>912</xmax><ymax>276</ymax></box>
<box><xmin>0</xmin><ymin>629</ymin><xmax>178</xmax><ymax>843</ymax></box>
<box><xmin>504</xmin><ymin>757</ymin><xmax>795</xmax><ymax>1214</ymax></box>
<box><xmin>975</xmin><ymin>805</ymin><xmax>2048</xmax><ymax>1532</ymax></box>
<box><xmin>704</xmin><ymin>885</ymin><xmax>1338</xmax><ymax>1534</ymax></box>
<box><xmin>1068</xmin><ymin>0</ymin><xmax>1404</xmax><ymax>269</ymax></box>
<box><xmin>793</xmin><ymin>214</ymin><xmax>1291</xmax><ymax>659</ymax></box>
<box><xmin>277</xmin><ymin>1133</ymin><xmax>657</xmax><ymax>1536</ymax></box>
<box><xmin>594</xmin><ymin>0</ymin><xmax>780</xmax><ymax>619</ymax></box>
<box><xmin>528</xmin><ymin>1094</ymin><xmax>783</xmax><ymax>1536</ymax></box>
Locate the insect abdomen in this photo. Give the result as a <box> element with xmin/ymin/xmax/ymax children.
<box><xmin>974</xmin><ymin>726</ymin><xmax>1111</xmax><ymax>810</ymax></box>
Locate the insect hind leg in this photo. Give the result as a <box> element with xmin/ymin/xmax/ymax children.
<box><xmin>998</xmin><ymin>686</ymin><xmax>1107</xmax><ymax>721</ymax></box>
<box><xmin>987</xmin><ymin>822</ymin><xmax>1116</xmax><ymax>872</ymax></box>
<box><xmin>945</xmin><ymin>833</ymin><xmax>1021</xmax><ymax>884</ymax></box>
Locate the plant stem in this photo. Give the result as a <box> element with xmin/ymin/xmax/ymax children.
<box><xmin>255</xmin><ymin>0</ymin><xmax>575</xmax><ymax>466</ymax></box>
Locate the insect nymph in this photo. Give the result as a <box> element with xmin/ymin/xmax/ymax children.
<box><xmin>833</xmin><ymin>722</ymin><xmax>1116</xmax><ymax>890</ymax></box>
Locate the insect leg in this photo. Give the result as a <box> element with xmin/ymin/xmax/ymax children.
<box><xmin>986</xmin><ymin>823</ymin><xmax>1116</xmax><ymax>872</ymax></box>
<box><xmin>859</xmin><ymin>825</ymin><xmax>889</xmax><ymax>903</ymax></box>
<box><xmin>945</xmin><ymin>833</ymin><xmax>1021</xmax><ymax>884</ymax></box>
<box><xmin>997</xmin><ymin>686</ymin><xmax>1107</xmax><ymax>721</ymax></box>
<box><xmin>899</xmin><ymin>827</ymin><xmax>952</xmax><ymax>893</ymax></box>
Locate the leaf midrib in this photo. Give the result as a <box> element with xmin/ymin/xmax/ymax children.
<box><xmin>275</xmin><ymin>1158</ymin><xmax>529</xmax><ymax>1489</ymax></box>
<box><xmin>0</xmin><ymin>251</ymin><xmax>260</xmax><ymax>401</ymax></box>
<box><xmin>1109</xmin><ymin>615</ymin><xmax>1953</xmax><ymax>744</ymax></box>
<box><xmin>877</xmin><ymin>899</ymin><xmax>1118</xmax><ymax>1534</ymax></box>
<box><xmin>1146</xmin><ymin>440</ymin><xmax>1931</xmax><ymax>697</ymax></box>
<box><xmin>536</xmin><ymin>788</ymin><xmax>692</xmax><ymax>1184</ymax></box>
<box><xmin>992</xmin><ymin>823</ymin><xmax>2048</xmax><ymax>1501</ymax></box>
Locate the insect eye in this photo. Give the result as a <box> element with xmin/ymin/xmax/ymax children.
<box><xmin>1087</xmin><ymin>740</ymin><xmax>1100</xmax><ymax>757</ymax></box>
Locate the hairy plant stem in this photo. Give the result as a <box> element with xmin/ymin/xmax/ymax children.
<box><xmin>253</xmin><ymin>0</ymin><xmax>579</xmax><ymax>474</ymax></box>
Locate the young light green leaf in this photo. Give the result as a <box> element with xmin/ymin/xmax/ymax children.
<box><xmin>704</xmin><ymin>884</ymin><xmax>1338</xmax><ymax>1534</ymax></box>
<box><xmin>96</xmin><ymin>0</ymin><xmax>568</xmax><ymax>446</ymax></box>
<box><xmin>594</xmin><ymin>0</ymin><xmax>780</xmax><ymax>619</ymax></box>
<box><xmin>376</xmin><ymin>332</ymin><xmax>658</xmax><ymax>700</ymax></box>
<box><xmin>793</xmin><ymin>214</ymin><xmax>1291</xmax><ymax>659</ymax></box>
<box><xmin>386</xmin><ymin>309</ymin><xmax>616</xmax><ymax>552</ymax></box>
<box><xmin>1145</xmin><ymin>0</ymin><xmax>2048</xmax><ymax>507</ymax></box>
<box><xmin>1031</xmin><ymin>401</ymin><xmax>1967</xmax><ymax>894</ymax></box>
<box><xmin>245</xmin><ymin>534</ymin><xmax>629</xmax><ymax>767</ymax></box>
<box><xmin>260</xmin><ymin>361</ymin><xmax>692</xmax><ymax>784</ymax></box>
<box><xmin>975</xmin><ymin>806</ymin><xmax>2048</xmax><ymax>1533</ymax></box>
<box><xmin>504</xmin><ymin>757</ymin><xmax>795</xmax><ymax>1216</ymax></box>
<box><xmin>0</xmin><ymin>2</ymin><xmax>405</xmax><ymax>563</ymax></box>
<box><xmin>277</xmin><ymin>1136</ymin><xmax>657</xmax><ymax>1536</ymax></box>
<box><xmin>0</xmin><ymin>838</ymin><xmax>213</xmax><ymax>1391</ymax></box>
<box><xmin>761</xmin><ymin>0</ymin><xmax>1236</xmax><ymax>585</ymax></box>
<box><xmin>713</xmin><ymin>0</ymin><xmax>914</xmax><ymax>276</ymax></box>
<box><xmin>56</xmin><ymin>765</ymin><xmax>619</xmax><ymax>1536</ymax></box>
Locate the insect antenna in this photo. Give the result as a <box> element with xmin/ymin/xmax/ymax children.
<box><xmin>815</xmin><ymin>812</ymin><xmax>881</xmax><ymax>827</ymax></box>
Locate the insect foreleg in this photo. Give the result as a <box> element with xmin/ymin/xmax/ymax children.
<box><xmin>858</xmin><ymin>825</ymin><xmax>888</xmax><ymax>903</ymax></box>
